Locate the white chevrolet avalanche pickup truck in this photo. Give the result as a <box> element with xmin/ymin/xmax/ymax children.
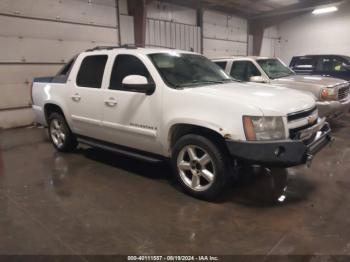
<box><xmin>32</xmin><ymin>46</ymin><xmax>331</xmax><ymax>200</ymax></box>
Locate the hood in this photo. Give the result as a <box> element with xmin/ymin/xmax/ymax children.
<box><xmin>187</xmin><ymin>82</ymin><xmax>315</xmax><ymax>116</ymax></box>
<box><xmin>273</xmin><ymin>75</ymin><xmax>348</xmax><ymax>88</ymax></box>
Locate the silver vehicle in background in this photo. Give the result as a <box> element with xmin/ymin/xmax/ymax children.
<box><xmin>213</xmin><ymin>56</ymin><xmax>350</xmax><ymax>118</ymax></box>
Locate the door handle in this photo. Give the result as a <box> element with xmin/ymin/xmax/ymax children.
<box><xmin>104</xmin><ymin>98</ymin><xmax>118</xmax><ymax>107</ymax></box>
<box><xmin>71</xmin><ymin>93</ymin><xmax>81</xmax><ymax>102</ymax></box>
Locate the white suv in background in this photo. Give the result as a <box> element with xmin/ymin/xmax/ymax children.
<box><xmin>213</xmin><ymin>56</ymin><xmax>350</xmax><ymax>118</ymax></box>
<box><xmin>32</xmin><ymin>46</ymin><xmax>331</xmax><ymax>200</ymax></box>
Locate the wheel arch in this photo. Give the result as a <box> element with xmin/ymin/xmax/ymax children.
<box><xmin>167</xmin><ymin>123</ymin><xmax>229</xmax><ymax>156</ymax></box>
<box><xmin>44</xmin><ymin>103</ymin><xmax>67</xmax><ymax>123</ymax></box>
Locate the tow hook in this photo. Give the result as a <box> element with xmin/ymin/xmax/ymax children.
<box><xmin>306</xmin><ymin>154</ymin><xmax>313</xmax><ymax>168</ymax></box>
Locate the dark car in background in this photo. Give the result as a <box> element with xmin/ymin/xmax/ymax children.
<box><xmin>290</xmin><ymin>55</ymin><xmax>350</xmax><ymax>81</ymax></box>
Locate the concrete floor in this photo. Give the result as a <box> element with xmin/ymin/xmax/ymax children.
<box><xmin>0</xmin><ymin>115</ymin><xmax>350</xmax><ymax>256</ymax></box>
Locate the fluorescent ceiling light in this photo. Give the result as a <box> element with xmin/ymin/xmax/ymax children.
<box><xmin>312</xmin><ymin>6</ymin><xmax>338</xmax><ymax>15</ymax></box>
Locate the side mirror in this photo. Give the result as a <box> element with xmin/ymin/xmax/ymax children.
<box><xmin>249</xmin><ymin>76</ymin><xmax>267</xmax><ymax>83</ymax></box>
<box><xmin>122</xmin><ymin>75</ymin><xmax>155</xmax><ymax>95</ymax></box>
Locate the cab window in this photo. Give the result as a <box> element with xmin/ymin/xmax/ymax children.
<box><xmin>291</xmin><ymin>57</ymin><xmax>316</xmax><ymax>70</ymax></box>
<box><xmin>317</xmin><ymin>56</ymin><xmax>350</xmax><ymax>72</ymax></box>
<box><xmin>214</xmin><ymin>61</ymin><xmax>227</xmax><ymax>70</ymax></box>
<box><xmin>76</xmin><ymin>55</ymin><xmax>108</xmax><ymax>88</ymax></box>
<box><xmin>230</xmin><ymin>61</ymin><xmax>261</xmax><ymax>81</ymax></box>
<box><xmin>109</xmin><ymin>54</ymin><xmax>152</xmax><ymax>91</ymax></box>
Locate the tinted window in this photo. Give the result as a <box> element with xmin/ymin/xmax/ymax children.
<box><xmin>149</xmin><ymin>53</ymin><xmax>232</xmax><ymax>88</ymax></box>
<box><xmin>291</xmin><ymin>57</ymin><xmax>316</xmax><ymax>69</ymax></box>
<box><xmin>76</xmin><ymin>55</ymin><xmax>108</xmax><ymax>88</ymax></box>
<box><xmin>51</xmin><ymin>57</ymin><xmax>76</xmax><ymax>83</ymax></box>
<box><xmin>110</xmin><ymin>55</ymin><xmax>152</xmax><ymax>91</ymax></box>
<box><xmin>342</xmin><ymin>55</ymin><xmax>350</xmax><ymax>63</ymax></box>
<box><xmin>214</xmin><ymin>61</ymin><xmax>227</xmax><ymax>70</ymax></box>
<box><xmin>318</xmin><ymin>56</ymin><xmax>350</xmax><ymax>72</ymax></box>
<box><xmin>230</xmin><ymin>61</ymin><xmax>261</xmax><ymax>81</ymax></box>
<box><xmin>58</xmin><ymin>58</ymin><xmax>75</xmax><ymax>76</ymax></box>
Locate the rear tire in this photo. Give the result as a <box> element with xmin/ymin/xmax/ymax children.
<box><xmin>171</xmin><ymin>134</ymin><xmax>230</xmax><ymax>200</ymax></box>
<box><xmin>48</xmin><ymin>112</ymin><xmax>77</xmax><ymax>152</ymax></box>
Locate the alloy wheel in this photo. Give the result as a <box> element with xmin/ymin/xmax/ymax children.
<box><xmin>50</xmin><ymin>119</ymin><xmax>66</xmax><ymax>148</ymax></box>
<box><xmin>177</xmin><ymin>145</ymin><xmax>216</xmax><ymax>191</ymax></box>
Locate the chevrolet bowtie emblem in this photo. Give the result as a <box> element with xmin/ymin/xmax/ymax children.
<box><xmin>308</xmin><ymin>114</ymin><xmax>317</xmax><ymax>124</ymax></box>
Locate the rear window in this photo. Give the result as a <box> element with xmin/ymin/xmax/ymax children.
<box><xmin>214</xmin><ymin>61</ymin><xmax>227</xmax><ymax>70</ymax></box>
<box><xmin>57</xmin><ymin>58</ymin><xmax>75</xmax><ymax>76</ymax></box>
<box><xmin>76</xmin><ymin>55</ymin><xmax>108</xmax><ymax>88</ymax></box>
<box><xmin>291</xmin><ymin>57</ymin><xmax>316</xmax><ymax>69</ymax></box>
<box><xmin>51</xmin><ymin>57</ymin><xmax>77</xmax><ymax>84</ymax></box>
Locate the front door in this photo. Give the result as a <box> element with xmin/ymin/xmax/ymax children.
<box><xmin>101</xmin><ymin>54</ymin><xmax>162</xmax><ymax>154</ymax></box>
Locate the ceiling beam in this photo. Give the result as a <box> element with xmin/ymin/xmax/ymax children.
<box><xmin>156</xmin><ymin>0</ymin><xmax>251</xmax><ymax>18</ymax></box>
<box><xmin>251</xmin><ymin>0</ymin><xmax>344</xmax><ymax>19</ymax></box>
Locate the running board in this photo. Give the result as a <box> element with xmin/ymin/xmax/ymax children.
<box><xmin>77</xmin><ymin>137</ymin><xmax>163</xmax><ymax>164</ymax></box>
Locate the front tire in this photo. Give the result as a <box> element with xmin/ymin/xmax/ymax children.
<box><xmin>171</xmin><ymin>134</ymin><xmax>230</xmax><ymax>200</ymax></box>
<box><xmin>48</xmin><ymin>112</ymin><xmax>77</xmax><ymax>152</ymax></box>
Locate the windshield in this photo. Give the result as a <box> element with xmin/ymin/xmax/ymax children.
<box><xmin>257</xmin><ymin>59</ymin><xmax>294</xmax><ymax>79</ymax></box>
<box><xmin>148</xmin><ymin>52</ymin><xmax>233</xmax><ymax>88</ymax></box>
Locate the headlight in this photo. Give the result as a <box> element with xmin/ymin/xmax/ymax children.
<box><xmin>320</xmin><ymin>88</ymin><xmax>337</xmax><ymax>101</ymax></box>
<box><xmin>243</xmin><ymin>116</ymin><xmax>286</xmax><ymax>141</ymax></box>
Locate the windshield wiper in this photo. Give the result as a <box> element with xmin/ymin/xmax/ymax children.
<box><xmin>221</xmin><ymin>78</ymin><xmax>235</xmax><ymax>82</ymax></box>
<box><xmin>176</xmin><ymin>80</ymin><xmax>225</xmax><ymax>88</ymax></box>
<box><xmin>190</xmin><ymin>80</ymin><xmax>225</xmax><ymax>84</ymax></box>
<box><xmin>174</xmin><ymin>79</ymin><xmax>235</xmax><ymax>88</ymax></box>
<box><xmin>272</xmin><ymin>73</ymin><xmax>293</xmax><ymax>79</ymax></box>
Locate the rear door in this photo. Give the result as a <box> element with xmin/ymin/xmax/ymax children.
<box><xmin>68</xmin><ymin>54</ymin><xmax>108</xmax><ymax>139</ymax></box>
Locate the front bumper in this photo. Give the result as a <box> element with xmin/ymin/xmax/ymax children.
<box><xmin>317</xmin><ymin>97</ymin><xmax>350</xmax><ymax>118</ymax></box>
<box><xmin>226</xmin><ymin>122</ymin><xmax>332</xmax><ymax>168</ymax></box>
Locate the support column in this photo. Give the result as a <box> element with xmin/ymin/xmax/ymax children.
<box><xmin>249</xmin><ymin>12</ymin><xmax>307</xmax><ymax>56</ymax></box>
<box><xmin>249</xmin><ymin>22</ymin><xmax>265</xmax><ymax>56</ymax></box>
<box><xmin>197</xmin><ymin>8</ymin><xmax>204</xmax><ymax>54</ymax></box>
<box><xmin>115</xmin><ymin>0</ymin><xmax>122</xmax><ymax>45</ymax></box>
<box><xmin>128</xmin><ymin>0</ymin><xmax>148</xmax><ymax>46</ymax></box>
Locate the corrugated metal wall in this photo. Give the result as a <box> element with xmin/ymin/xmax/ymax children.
<box><xmin>0</xmin><ymin>0</ymin><xmax>133</xmax><ymax>129</ymax></box>
<box><xmin>145</xmin><ymin>2</ymin><xmax>248</xmax><ymax>56</ymax></box>
<box><xmin>146</xmin><ymin>1</ymin><xmax>201</xmax><ymax>52</ymax></box>
<box><xmin>203</xmin><ymin>10</ymin><xmax>248</xmax><ymax>58</ymax></box>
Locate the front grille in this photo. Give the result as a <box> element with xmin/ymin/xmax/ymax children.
<box><xmin>338</xmin><ymin>85</ymin><xmax>350</xmax><ymax>100</ymax></box>
<box><xmin>288</xmin><ymin>106</ymin><xmax>318</xmax><ymax>141</ymax></box>
<box><xmin>289</xmin><ymin>122</ymin><xmax>315</xmax><ymax>140</ymax></box>
<box><xmin>287</xmin><ymin>106</ymin><xmax>317</xmax><ymax>122</ymax></box>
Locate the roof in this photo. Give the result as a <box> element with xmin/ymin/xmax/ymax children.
<box><xmin>212</xmin><ymin>56</ymin><xmax>273</xmax><ymax>61</ymax></box>
<box><xmin>294</xmin><ymin>54</ymin><xmax>349</xmax><ymax>57</ymax></box>
<box><xmin>83</xmin><ymin>45</ymin><xmax>197</xmax><ymax>56</ymax></box>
